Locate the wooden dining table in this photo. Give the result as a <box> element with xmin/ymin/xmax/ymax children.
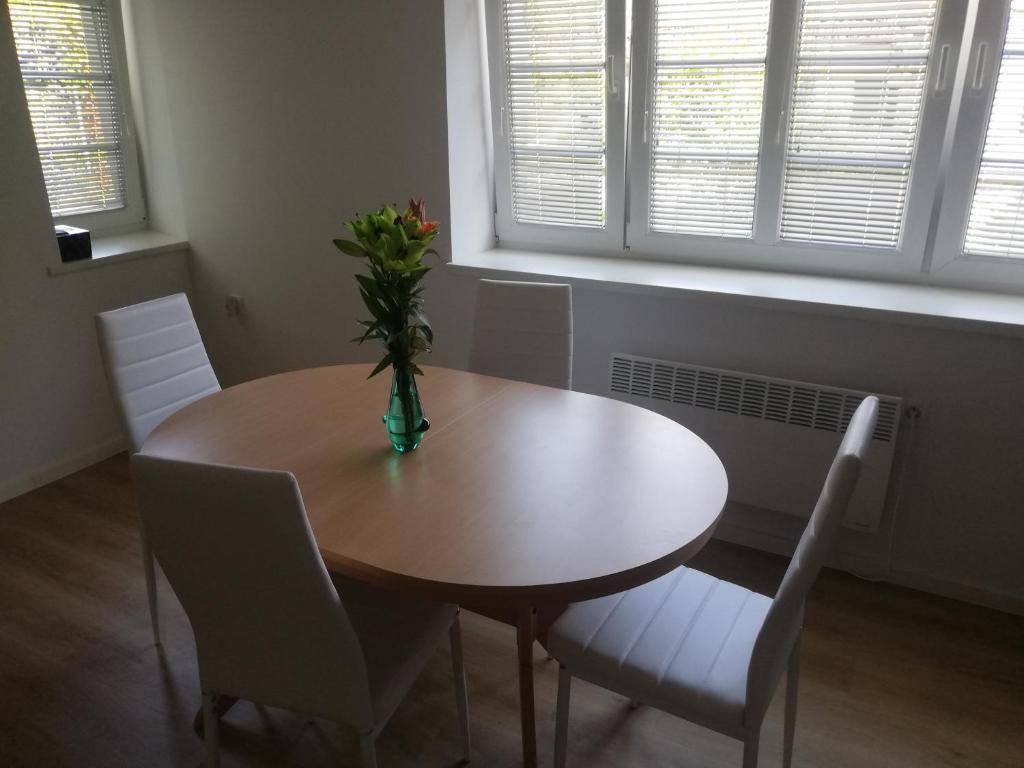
<box><xmin>140</xmin><ymin>364</ymin><xmax>728</xmax><ymax>767</ymax></box>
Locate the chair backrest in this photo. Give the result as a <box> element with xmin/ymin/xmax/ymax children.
<box><xmin>130</xmin><ymin>454</ymin><xmax>375</xmax><ymax>729</ymax></box>
<box><xmin>745</xmin><ymin>396</ymin><xmax>879</xmax><ymax>723</ymax></box>
<box><xmin>96</xmin><ymin>293</ymin><xmax>220</xmax><ymax>452</ymax></box>
<box><xmin>468</xmin><ymin>279</ymin><xmax>573</xmax><ymax>389</ymax></box>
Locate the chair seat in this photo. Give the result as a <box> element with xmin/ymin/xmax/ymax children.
<box><xmin>332</xmin><ymin>577</ymin><xmax>456</xmax><ymax>724</ymax></box>
<box><xmin>546</xmin><ymin>566</ymin><xmax>771</xmax><ymax>730</ymax></box>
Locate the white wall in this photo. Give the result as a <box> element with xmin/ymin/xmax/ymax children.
<box><xmin>127</xmin><ymin>0</ymin><xmax>453</xmax><ymax>386</ymax></box>
<box><xmin>0</xmin><ymin>10</ymin><xmax>189</xmax><ymax>503</ymax></box>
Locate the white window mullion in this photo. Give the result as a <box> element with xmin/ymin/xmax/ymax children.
<box><xmin>752</xmin><ymin>0</ymin><xmax>801</xmax><ymax>245</ymax></box>
<box><xmin>625</xmin><ymin>0</ymin><xmax>656</xmax><ymax>248</ymax></box>
<box><xmin>931</xmin><ymin>0</ymin><xmax>1015</xmax><ymax>278</ymax></box>
<box><xmin>606</xmin><ymin>0</ymin><xmax>627</xmax><ymax>248</ymax></box>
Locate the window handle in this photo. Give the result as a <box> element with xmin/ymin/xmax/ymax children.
<box><xmin>972</xmin><ymin>42</ymin><xmax>989</xmax><ymax>90</ymax></box>
<box><xmin>607</xmin><ymin>55</ymin><xmax>620</xmax><ymax>98</ymax></box>
<box><xmin>934</xmin><ymin>44</ymin><xmax>950</xmax><ymax>92</ymax></box>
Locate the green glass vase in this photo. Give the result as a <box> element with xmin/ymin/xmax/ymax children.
<box><xmin>383</xmin><ymin>365</ymin><xmax>429</xmax><ymax>453</ymax></box>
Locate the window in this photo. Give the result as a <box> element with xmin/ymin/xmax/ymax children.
<box><xmin>502</xmin><ymin>0</ymin><xmax>607</xmax><ymax>228</ymax></box>
<box><xmin>485</xmin><ymin>0</ymin><xmax>1024</xmax><ymax>288</ymax></box>
<box><xmin>646</xmin><ymin>0</ymin><xmax>770</xmax><ymax>239</ymax></box>
<box><xmin>931</xmin><ymin>0</ymin><xmax>1023</xmax><ymax>279</ymax></box>
<box><xmin>487</xmin><ymin>0</ymin><xmax>625</xmax><ymax>251</ymax></box>
<box><xmin>8</xmin><ymin>0</ymin><xmax>144</xmax><ymax>232</ymax></box>
<box><xmin>779</xmin><ymin>0</ymin><xmax>938</xmax><ymax>249</ymax></box>
<box><xmin>962</xmin><ymin>0</ymin><xmax>1024</xmax><ymax>258</ymax></box>
<box><xmin>630</xmin><ymin>0</ymin><xmax>955</xmax><ymax>272</ymax></box>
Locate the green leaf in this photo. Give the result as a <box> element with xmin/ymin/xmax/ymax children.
<box><xmin>352</xmin><ymin>331</ymin><xmax>385</xmax><ymax>345</ymax></box>
<box><xmin>354</xmin><ymin>273</ymin><xmax>382</xmax><ymax>297</ymax></box>
<box><xmin>368</xmin><ymin>354</ymin><xmax>394</xmax><ymax>378</ymax></box>
<box><xmin>359</xmin><ymin>288</ymin><xmax>386</xmax><ymax>320</ymax></box>
<box><xmin>412</xmin><ymin>307</ymin><xmax>432</xmax><ymax>332</ymax></box>
<box><xmin>351</xmin><ymin>318</ymin><xmax>384</xmax><ymax>344</ymax></box>
<box><xmin>333</xmin><ymin>239</ymin><xmax>367</xmax><ymax>258</ymax></box>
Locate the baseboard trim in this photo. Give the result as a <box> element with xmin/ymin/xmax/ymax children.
<box><xmin>713</xmin><ymin>519</ymin><xmax>794</xmax><ymax>558</ymax></box>
<box><xmin>714</xmin><ymin>520</ymin><xmax>1024</xmax><ymax>617</ymax></box>
<box><xmin>887</xmin><ymin>569</ymin><xmax>1024</xmax><ymax>616</ymax></box>
<box><xmin>0</xmin><ymin>435</ymin><xmax>127</xmax><ymax>505</ymax></box>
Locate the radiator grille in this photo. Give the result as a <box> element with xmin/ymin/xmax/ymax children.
<box><xmin>610</xmin><ymin>354</ymin><xmax>899</xmax><ymax>442</ymax></box>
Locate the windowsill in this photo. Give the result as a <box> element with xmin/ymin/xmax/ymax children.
<box><xmin>46</xmin><ymin>230</ymin><xmax>189</xmax><ymax>277</ymax></box>
<box><xmin>448</xmin><ymin>248</ymin><xmax>1024</xmax><ymax>338</ymax></box>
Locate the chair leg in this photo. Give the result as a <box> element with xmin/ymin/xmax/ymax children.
<box><xmin>202</xmin><ymin>692</ymin><xmax>219</xmax><ymax>768</ymax></box>
<box><xmin>784</xmin><ymin>639</ymin><xmax>801</xmax><ymax>768</ymax></box>
<box><xmin>554</xmin><ymin>665</ymin><xmax>572</xmax><ymax>768</ymax></box>
<box><xmin>742</xmin><ymin>730</ymin><xmax>760</xmax><ymax>768</ymax></box>
<box><xmin>358</xmin><ymin>731</ymin><xmax>378</xmax><ymax>768</ymax></box>
<box><xmin>140</xmin><ymin>527</ymin><xmax>160</xmax><ymax>645</ymax></box>
<box><xmin>450</xmin><ymin>613</ymin><xmax>472</xmax><ymax>761</ymax></box>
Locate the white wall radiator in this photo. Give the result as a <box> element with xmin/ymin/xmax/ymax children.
<box><xmin>608</xmin><ymin>354</ymin><xmax>902</xmax><ymax>533</ymax></box>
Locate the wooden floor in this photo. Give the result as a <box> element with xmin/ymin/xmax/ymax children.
<box><xmin>1</xmin><ymin>455</ymin><xmax>1021</xmax><ymax>768</ymax></box>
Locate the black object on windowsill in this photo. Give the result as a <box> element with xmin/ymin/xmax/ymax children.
<box><xmin>55</xmin><ymin>225</ymin><xmax>92</xmax><ymax>263</ymax></box>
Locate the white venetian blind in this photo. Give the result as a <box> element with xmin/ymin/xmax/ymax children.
<box><xmin>502</xmin><ymin>0</ymin><xmax>607</xmax><ymax>228</ymax></box>
<box><xmin>8</xmin><ymin>0</ymin><xmax>127</xmax><ymax>217</ymax></box>
<box><xmin>780</xmin><ymin>0</ymin><xmax>938</xmax><ymax>248</ymax></box>
<box><xmin>648</xmin><ymin>0</ymin><xmax>770</xmax><ymax>238</ymax></box>
<box><xmin>963</xmin><ymin>0</ymin><xmax>1024</xmax><ymax>259</ymax></box>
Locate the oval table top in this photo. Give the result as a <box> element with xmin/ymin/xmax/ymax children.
<box><xmin>140</xmin><ymin>364</ymin><xmax>728</xmax><ymax>603</ymax></box>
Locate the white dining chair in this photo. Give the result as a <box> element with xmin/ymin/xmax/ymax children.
<box><xmin>468</xmin><ymin>279</ymin><xmax>573</xmax><ymax>390</ymax></box>
<box><xmin>96</xmin><ymin>293</ymin><xmax>221</xmax><ymax>645</ymax></box>
<box><xmin>130</xmin><ymin>454</ymin><xmax>471</xmax><ymax>768</ymax></box>
<box><xmin>544</xmin><ymin>397</ymin><xmax>880</xmax><ymax>768</ymax></box>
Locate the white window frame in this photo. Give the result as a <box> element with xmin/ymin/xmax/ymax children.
<box><xmin>627</xmin><ymin>0</ymin><xmax>968</xmax><ymax>281</ymax></box>
<box><xmin>930</xmin><ymin>0</ymin><xmax>1021</xmax><ymax>287</ymax></box>
<box><xmin>478</xmin><ymin>0</ymin><xmax>1024</xmax><ymax>292</ymax></box>
<box><xmin>485</xmin><ymin>0</ymin><xmax>627</xmax><ymax>254</ymax></box>
<box><xmin>11</xmin><ymin>0</ymin><xmax>147</xmax><ymax>236</ymax></box>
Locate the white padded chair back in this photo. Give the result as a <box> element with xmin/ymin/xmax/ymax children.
<box><xmin>468</xmin><ymin>279</ymin><xmax>573</xmax><ymax>389</ymax></box>
<box><xmin>745</xmin><ymin>396</ymin><xmax>879</xmax><ymax>723</ymax></box>
<box><xmin>96</xmin><ymin>293</ymin><xmax>220</xmax><ymax>452</ymax></box>
<box><xmin>130</xmin><ymin>455</ymin><xmax>376</xmax><ymax>730</ymax></box>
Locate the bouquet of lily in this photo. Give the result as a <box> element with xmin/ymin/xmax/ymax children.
<box><xmin>334</xmin><ymin>199</ymin><xmax>439</xmax><ymax>452</ymax></box>
<box><xmin>333</xmin><ymin>199</ymin><xmax>439</xmax><ymax>378</ymax></box>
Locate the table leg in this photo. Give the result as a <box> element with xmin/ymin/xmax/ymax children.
<box><xmin>516</xmin><ymin>603</ymin><xmax>538</xmax><ymax>768</ymax></box>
